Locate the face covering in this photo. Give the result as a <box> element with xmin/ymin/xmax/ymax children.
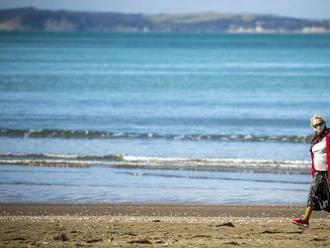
<box><xmin>313</xmin><ymin>123</ymin><xmax>325</xmax><ymax>133</ymax></box>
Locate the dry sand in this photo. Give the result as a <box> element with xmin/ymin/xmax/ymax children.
<box><xmin>0</xmin><ymin>203</ymin><xmax>330</xmax><ymax>247</ymax></box>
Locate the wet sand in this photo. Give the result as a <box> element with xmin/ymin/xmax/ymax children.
<box><xmin>1</xmin><ymin>203</ymin><xmax>330</xmax><ymax>247</ymax></box>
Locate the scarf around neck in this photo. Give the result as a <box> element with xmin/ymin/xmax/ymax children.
<box><xmin>310</xmin><ymin>126</ymin><xmax>330</xmax><ymax>151</ymax></box>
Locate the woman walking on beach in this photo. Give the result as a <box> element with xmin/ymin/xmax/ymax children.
<box><xmin>291</xmin><ymin>114</ymin><xmax>330</xmax><ymax>228</ymax></box>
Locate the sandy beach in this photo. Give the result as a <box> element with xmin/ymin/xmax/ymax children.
<box><xmin>1</xmin><ymin>203</ymin><xmax>330</xmax><ymax>247</ymax></box>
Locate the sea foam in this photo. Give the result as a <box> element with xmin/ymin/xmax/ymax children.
<box><xmin>0</xmin><ymin>152</ymin><xmax>310</xmax><ymax>174</ymax></box>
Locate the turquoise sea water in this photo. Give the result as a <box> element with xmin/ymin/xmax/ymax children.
<box><xmin>0</xmin><ymin>32</ymin><xmax>329</xmax><ymax>203</ymax></box>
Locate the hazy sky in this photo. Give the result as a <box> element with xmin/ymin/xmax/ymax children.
<box><xmin>1</xmin><ymin>0</ymin><xmax>330</xmax><ymax>20</ymax></box>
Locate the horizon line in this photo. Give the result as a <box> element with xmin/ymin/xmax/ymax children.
<box><xmin>0</xmin><ymin>6</ymin><xmax>329</xmax><ymax>21</ymax></box>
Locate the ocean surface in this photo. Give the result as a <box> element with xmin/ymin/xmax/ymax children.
<box><xmin>0</xmin><ymin>32</ymin><xmax>329</xmax><ymax>204</ymax></box>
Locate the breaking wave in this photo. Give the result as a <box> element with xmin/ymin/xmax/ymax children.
<box><xmin>0</xmin><ymin>152</ymin><xmax>310</xmax><ymax>174</ymax></box>
<box><xmin>0</xmin><ymin>128</ymin><xmax>311</xmax><ymax>143</ymax></box>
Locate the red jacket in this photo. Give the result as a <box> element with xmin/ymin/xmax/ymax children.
<box><xmin>310</xmin><ymin>132</ymin><xmax>330</xmax><ymax>185</ymax></box>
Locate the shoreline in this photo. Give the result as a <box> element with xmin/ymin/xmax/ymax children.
<box><xmin>1</xmin><ymin>203</ymin><xmax>329</xmax><ymax>218</ymax></box>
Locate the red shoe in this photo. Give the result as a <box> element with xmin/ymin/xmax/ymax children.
<box><xmin>291</xmin><ymin>217</ymin><xmax>309</xmax><ymax>228</ymax></box>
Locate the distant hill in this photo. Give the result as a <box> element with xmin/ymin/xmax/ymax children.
<box><xmin>0</xmin><ymin>7</ymin><xmax>329</xmax><ymax>33</ymax></box>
